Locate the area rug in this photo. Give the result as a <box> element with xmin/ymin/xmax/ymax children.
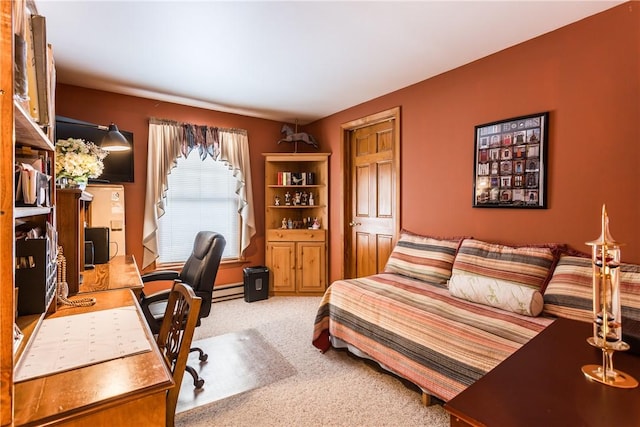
<box><xmin>176</xmin><ymin>328</ymin><xmax>296</xmax><ymax>413</ymax></box>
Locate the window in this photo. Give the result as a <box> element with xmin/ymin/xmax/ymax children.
<box><xmin>157</xmin><ymin>153</ymin><xmax>240</xmax><ymax>263</ymax></box>
<box><xmin>143</xmin><ymin>121</ymin><xmax>254</xmax><ymax>270</ymax></box>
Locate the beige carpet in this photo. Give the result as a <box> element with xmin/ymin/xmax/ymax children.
<box><xmin>175</xmin><ymin>296</ymin><xmax>449</xmax><ymax>426</ymax></box>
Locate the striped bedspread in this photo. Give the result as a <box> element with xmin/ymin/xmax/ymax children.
<box><xmin>313</xmin><ymin>273</ymin><xmax>554</xmax><ymax>401</ymax></box>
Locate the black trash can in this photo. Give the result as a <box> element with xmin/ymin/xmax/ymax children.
<box><xmin>243</xmin><ymin>266</ymin><xmax>269</xmax><ymax>302</ymax></box>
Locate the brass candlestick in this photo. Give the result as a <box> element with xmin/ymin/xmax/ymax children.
<box><xmin>581</xmin><ymin>205</ymin><xmax>638</xmax><ymax>388</ymax></box>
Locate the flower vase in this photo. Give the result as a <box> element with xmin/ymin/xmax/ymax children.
<box><xmin>71</xmin><ymin>177</ymin><xmax>88</xmax><ymax>190</ymax></box>
<box><xmin>58</xmin><ymin>176</ymin><xmax>88</xmax><ymax>190</ymax></box>
<box><xmin>56</xmin><ymin>177</ymin><xmax>70</xmax><ymax>189</ymax></box>
<box><xmin>55</xmin><ymin>138</ymin><xmax>107</xmax><ymax>190</ymax></box>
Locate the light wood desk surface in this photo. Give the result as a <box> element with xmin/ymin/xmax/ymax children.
<box><xmin>14</xmin><ymin>289</ymin><xmax>174</xmax><ymax>426</ymax></box>
<box><xmin>80</xmin><ymin>254</ymin><xmax>144</xmax><ymax>296</ymax></box>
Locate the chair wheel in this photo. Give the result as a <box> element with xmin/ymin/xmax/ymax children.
<box><xmin>194</xmin><ymin>378</ymin><xmax>205</xmax><ymax>389</ymax></box>
<box><xmin>199</xmin><ymin>353</ymin><xmax>208</xmax><ymax>362</ymax></box>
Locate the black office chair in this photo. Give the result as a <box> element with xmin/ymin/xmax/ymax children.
<box><xmin>140</xmin><ymin>231</ymin><xmax>226</xmax><ymax>388</ymax></box>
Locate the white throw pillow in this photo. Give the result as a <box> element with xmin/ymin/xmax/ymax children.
<box><xmin>449</xmin><ymin>272</ymin><xmax>544</xmax><ymax>317</ymax></box>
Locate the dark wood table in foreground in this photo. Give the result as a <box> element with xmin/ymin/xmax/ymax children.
<box><xmin>445</xmin><ymin>318</ymin><xmax>640</xmax><ymax>427</ymax></box>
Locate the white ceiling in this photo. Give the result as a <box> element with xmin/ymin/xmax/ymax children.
<box><xmin>36</xmin><ymin>1</ymin><xmax>624</xmax><ymax>125</ymax></box>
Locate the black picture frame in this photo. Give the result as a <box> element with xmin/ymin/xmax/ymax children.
<box><xmin>473</xmin><ymin>112</ymin><xmax>549</xmax><ymax>208</ymax></box>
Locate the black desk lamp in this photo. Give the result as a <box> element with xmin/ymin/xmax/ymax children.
<box><xmin>100</xmin><ymin>123</ymin><xmax>131</xmax><ymax>152</ymax></box>
<box><xmin>56</xmin><ymin>117</ymin><xmax>132</xmax><ymax>152</ymax></box>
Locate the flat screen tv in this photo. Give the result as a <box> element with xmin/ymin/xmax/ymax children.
<box><xmin>55</xmin><ymin>116</ymin><xmax>135</xmax><ymax>183</ymax></box>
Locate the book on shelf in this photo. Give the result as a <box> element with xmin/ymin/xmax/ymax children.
<box><xmin>301</xmin><ymin>172</ymin><xmax>314</xmax><ymax>185</ymax></box>
<box><xmin>14</xmin><ymin>33</ymin><xmax>29</xmax><ymax>103</ymax></box>
<box><xmin>25</xmin><ymin>11</ymin><xmax>40</xmax><ymax>123</ymax></box>
<box><xmin>45</xmin><ymin>43</ymin><xmax>56</xmax><ymax>141</ymax></box>
<box><xmin>12</xmin><ymin>0</ymin><xmax>27</xmax><ymax>37</ymax></box>
<box><xmin>281</xmin><ymin>171</ymin><xmax>291</xmax><ymax>186</ymax></box>
<box><xmin>31</xmin><ymin>14</ymin><xmax>50</xmax><ymax>128</ymax></box>
<box><xmin>277</xmin><ymin>171</ymin><xmax>315</xmax><ymax>186</ymax></box>
<box><xmin>15</xmin><ymin>162</ymin><xmax>51</xmax><ymax>207</ymax></box>
<box><xmin>13</xmin><ymin>0</ymin><xmax>29</xmax><ymax>107</ymax></box>
<box><xmin>20</xmin><ymin>11</ymin><xmax>53</xmax><ymax>129</ymax></box>
<box><xmin>15</xmin><ymin>157</ymin><xmax>43</xmax><ymax>174</ymax></box>
<box><xmin>16</xmin><ymin>146</ymin><xmax>50</xmax><ymax>174</ymax></box>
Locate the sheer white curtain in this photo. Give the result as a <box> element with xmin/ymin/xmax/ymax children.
<box><xmin>142</xmin><ymin>119</ymin><xmax>255</xmax><ymax>269</ymax></box>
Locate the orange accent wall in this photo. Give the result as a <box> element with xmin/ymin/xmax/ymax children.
<box><xmin>56</xmin><ymin>3</ymin><xmax>639</xmax><ymax>287</ymax></box>
<box><xmin>305</xmin><ymin>2</ymin><xmax>640</xmax><ymax>283</ymax></box>
<box><xmin>55</xmin><ymin>86</ymin><xmax>296</xmax><ymax>285</ymax></box>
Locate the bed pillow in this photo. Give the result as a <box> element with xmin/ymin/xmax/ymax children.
<box><xmin>543</xmin><ymin>255</ymin><xmax>640</xmax><ymax>323</ymax></box>
<box><xmin>449</xmin><ymin>272</ymin><xmax>544</xmax><ymax>317</ymax></box>
<box><xmin>451</xmin><ymin>239</ymin><xmax>557</xmax><ymax>293</ymax></box>
<box><xmin>383</xmin><ymin>231</ymin><xmax>464</xmax><ymax>285</ymax></box>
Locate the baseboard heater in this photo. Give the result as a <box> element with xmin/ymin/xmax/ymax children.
<box><xmin>212</xmin><ymin>282</ymin><xmax>244</xmax><ymax>303</ymax></box>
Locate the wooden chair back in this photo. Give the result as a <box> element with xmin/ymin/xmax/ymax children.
<box><xmin>155</xmin><ymin>282</ymin><xmax>202</xmax><ymax>427</ymax></box>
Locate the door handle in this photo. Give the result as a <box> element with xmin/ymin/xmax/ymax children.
<box><xmin>349</xmin><ymin>220</ymin><xmax>362</xmax><ymax>227</ymax></box>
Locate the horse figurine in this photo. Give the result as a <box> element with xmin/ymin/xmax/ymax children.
<box><xmin>278</xmin><ymin>124</ymin><xmax>319</xmax><ymax>152</ymax></box>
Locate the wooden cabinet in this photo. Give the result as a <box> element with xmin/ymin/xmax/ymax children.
<box><xmin>267</xmin><ymin>241</ymin><xmax>296</xmax><ymax>293</ymax></box>
<box><xmin>296</xmin><ymin>241</ymin><xmax>326</xmax><ymax>293</ymax></box>
<box><xmin>263</xmin><ymin>153</ymin><xmax>329</xmax><ymax>295</ymax></box>
<box><xmin>57</xmin><ymin>189</ymin><xmax>93</xmax><ymax>295</ymax></box>
<box><xmin>2</xmin><ymin>2</ymin><xmax>57</xmax><ymax>424</ymax></box>
<box><xmin>266</xmin><ymin>230</ymin><xmax>327</xmax><ymax>294</ymax></box>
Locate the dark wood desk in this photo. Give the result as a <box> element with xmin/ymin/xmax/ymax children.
<box><xmin>80</xmin><ymin>254</ymin><xmax>144</xmax><ymax>297</ymax></box>
<box><xmin>445</xmin><ymin>318</ymin><xmax>640</xmax><ymax>427</ymax></box>
<box><xmin>14</xmin><ymin>289</ymin><xmax>173</xmax><ymax>426</ymax></box>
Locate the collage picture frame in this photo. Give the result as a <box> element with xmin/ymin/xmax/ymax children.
<box><xmin>473</xmin><ymin>112</ymin><xmax>549</xmax><ymax>209</ymax></box>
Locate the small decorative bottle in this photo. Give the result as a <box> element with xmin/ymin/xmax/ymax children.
<box><xmin>311</xmin><ymin>217</ymin><xmax>320</xmax><ymax>230</ymax></box>
<box><xmin>308</xmin><ymin>192</ymin><xmax>314</xmax><ymax>206</ymax></box>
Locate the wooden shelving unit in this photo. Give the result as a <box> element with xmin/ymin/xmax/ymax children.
<box><xmin>263</xmin><ymin>153</ymin><xmax>330</xmax><ymax>295</ymax></box>
<box><xmin>14</xmin><ymin>101</ymin><xmax>54</xmax><ymax>151</ymax></box>
<box><xmin>1</xmin><ymin>1</ymin><xmax>57</xmax><ymax>424</ymax></box>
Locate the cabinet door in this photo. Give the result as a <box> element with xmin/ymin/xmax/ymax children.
<box><xmin>267</xmin><ymin>242</ymin><xmax>296</xmax><ymax>293</ymax></box>
<box><xmin>296</xmin><ymin>242</ymin><xmax>326</xmax><ymax>293</ymax></box>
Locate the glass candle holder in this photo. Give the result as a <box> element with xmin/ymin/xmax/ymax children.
<box><xmin>591</xmin><ymin>239</ymin><xmax>622</xmax><ymax>348</ymax></box>
<box><xmin>582</xmin><ymin>204</ymin><xmax>637</xmax><ymax>388</ymax></box>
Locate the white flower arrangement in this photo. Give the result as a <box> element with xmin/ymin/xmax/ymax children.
<box><xmin>55</xmin><ymin>138</ymin><xmax>108</xmax><ymax>181</ymax></box>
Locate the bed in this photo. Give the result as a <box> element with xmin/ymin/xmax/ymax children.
<box><xmin>312</xmin><ymin>232</ymin><xmax>563</xmax><ymax>401</ymax></box>
<box><xmin>313</xmin><ymin>272</ymin><xmax>553</xmax><ymax>401</ymax></box>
